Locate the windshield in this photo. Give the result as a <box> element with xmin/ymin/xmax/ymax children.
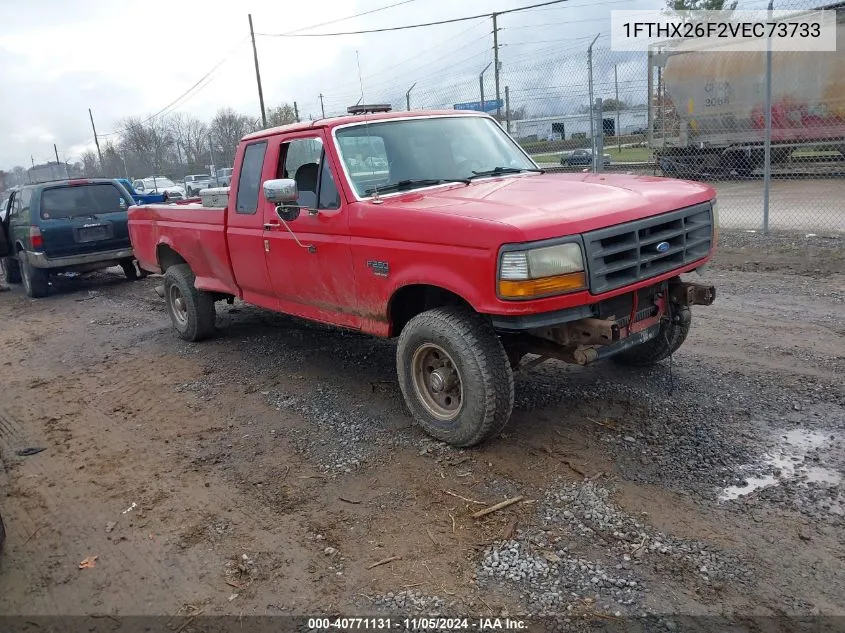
<box><xmin>334</xmin><ymin>116</ymin><xmax>537</xmax><ymax>198</ymax></box>
<box><xmin>40</xmin><ymin>183</ymin><xmax>129</xmax><ymax>219</ymax></box>
<box><xmin>143</xmin><ymin>178</ymin><xmax>176</xmax><ymax>189</ymax></box>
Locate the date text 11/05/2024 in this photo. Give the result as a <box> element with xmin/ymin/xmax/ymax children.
<box><xmin>307</xmin><ymin>617</ymin><xmax>528</xmax><ymax>630</ymax></box>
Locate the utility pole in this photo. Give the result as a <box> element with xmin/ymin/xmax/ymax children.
<box><xmin>89</xmin><ymin>108</ymin><xmax>104</xmax><ymax>170</ymax></box>
<box><xmin>31</xmin><ymin>155</ymin><xmax>35</xmax><ymax>168</ymax></box>
<box><xmin>586</xmin><ymin>34</ymin><xmax>600</xmax><ymax>171</ymax></box>
<box><xmin>594</xmin><ymin>98</ymin><xmax>604</xmax><ymax>173</ymax></box>
<box><xmin>406</xmin><ymin>82</ymin><xmax>416</xmax><ymax>111</ymax></box>
<box><xmin>493</xmin><ymin>12</ymin><xmax>501</xmax><ymax>119</ymax></box>
<box><xmin>762</xmin><ymin>0</ymin><xmax>773</xmax><ymax>234</ymax></box>
<box><xmin>505</xmin><ymin>85</ymin><xmax>511</xmax><ymax>133</ymax></box>
<box><xmin>248</xmin><ymin>14</ymin><xmax>267</xmax><ymax>128</ymax></box>
<box><xmin>294</xmin><ymin>101</ymin><xmax>300</xmax><ymax>122</ymax></box>
<box><xmin>319</xmin><ymin>93</ymin><xmax>326</xmax><ymax>118</ymax></box>
<box><xmin>614</xmin><ymin>64</ymin><xmax>621</xmax><ymax>154</ymax></box>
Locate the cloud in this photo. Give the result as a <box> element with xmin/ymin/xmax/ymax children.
<box><xmin>0</xmin><ymin>0</ymin><xmax>662</xmax><ymax>169</ymax></box>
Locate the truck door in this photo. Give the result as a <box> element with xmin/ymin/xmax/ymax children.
<box><xmin>260</xmin><ymin>133</ymin><xmax>359</xmax><ymax>329</ymax></box>
<box><xmin>226</xmin><ymin>140</ymin><xmax>278</xmax><ymax>309</ymax></box>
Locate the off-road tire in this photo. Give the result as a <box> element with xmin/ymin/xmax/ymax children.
<box><xmin>121</xmin><ymin>259</ymin><xmax>140</xmax><ymax>281</ymax></box>
<box><xmin>396</xmin><ymin>306</ymin><xmax>514</xmax><ymax>448</ymax></box>
<box><xmin>19</xmin><ymin>254</ymin><xmax>49</xmax><ymax>298</ymax></box>
<box><xmin>611</xmin><ymin>305</ymin><xmax>691</xmax><ymax>367</ymax></box>
<box><xmin>1</xmin><ymin>257</ymin><xmax>20</xmax><ymax>284</ymax></box>
<box><xmin>164</xmin><ymin>264</ymin><xmax>216</xmax><ymax>341</ymax></box>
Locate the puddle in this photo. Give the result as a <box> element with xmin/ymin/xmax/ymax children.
<box><xmin>720</xmin><ymin>428</ymin><xmax>842</xmax><ymax>501</ymax></box>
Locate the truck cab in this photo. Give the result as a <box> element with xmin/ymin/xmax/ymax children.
<box><xmin>128</xmin><ymin>108</ymin><xmax>716</xmax><ymax>447</ymax></box>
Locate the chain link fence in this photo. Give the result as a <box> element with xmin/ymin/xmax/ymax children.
<box><xmin>306</xmin><ymin>0</ymin><xmax>842</xmax><ymax>234</ymax></box>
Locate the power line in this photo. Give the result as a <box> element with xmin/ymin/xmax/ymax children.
<box><xmin>257</xmin><ymin>0</ymin><xmax>573</xmax><ymax>37</ymax></box>
<box><xmin>284</xmin><ymin>0</ymin><xmax>420</xmax><ymax>34</ymax></box>
<box><xmin>138</xmin><ymin>36</ymin><xmax>248</xmax><ymax>126</ymax></box>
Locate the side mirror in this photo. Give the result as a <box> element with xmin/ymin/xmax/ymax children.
<box><xmin>263</xmin><ymin>178</ymin><xmax>298</xmax><ymax>205</ymax></box>
<box><xmin>276</xmin><ymin>205</ymin><xmax>301</xmax><ymax>222</ymax></box>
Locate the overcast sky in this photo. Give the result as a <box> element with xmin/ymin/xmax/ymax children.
<box><xmin>0</xmin><ymin>0</ymin><xmax>733</xmax><ymax>169</ymax></box>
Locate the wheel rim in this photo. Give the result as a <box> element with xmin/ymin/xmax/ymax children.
<box><xmin>169</xmin><ymin>284</ymin><xmax>188</xmax><ymax>325</ymax></box>
<box><xmin>411</xmin><ymin>343</ymin><xmax>463</xmax><ymax>422</ymax></box>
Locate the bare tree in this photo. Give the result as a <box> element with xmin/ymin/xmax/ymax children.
<box><xmin>266</xmin><ymin>103</ymin><xmax>298</xmax><ymax>128</ymax></box>
<box><xmin>209</xmin><ymin>108</ymin><xmax>256</xmax><ymax>167</ymax></box>
<box><xmin>119</xmin><ymin>115</ymin><xmax>176</xmax><ymax>175</ymax></box>
<box><xmin>80</xmin><ymin>150</ymin><xmax>99</xmax><ymax>177</ymax></box>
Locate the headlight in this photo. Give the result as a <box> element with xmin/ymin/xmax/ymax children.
<box><xmin>498</xmin><ymin>242</ymin><xmax>587</xmax><ymax>299</ymax></box>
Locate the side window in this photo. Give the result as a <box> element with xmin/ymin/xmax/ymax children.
<box><xmin>317</xmin><ymin>151</ymin><xmax>340</xmax><ymax>210</ymax></box>
<box><xmin>20</xmin><ymin>189</ymin><xmax>32</xmax><ymax>222</ymax></box>
<box><xmin>281</xmin><ymin>138</ymin><xmax>323</xmax><ymax>209</ymax></box>
<box><xmin>236</xmin><ymin>141</ymin><xmax>268</xmax><ymax>215</ymax></box>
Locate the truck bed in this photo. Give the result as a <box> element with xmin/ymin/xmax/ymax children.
<box><xmin>128</xmin><ymin>203</ymin><xmax>240</xmax><ymax>296</ymax></box>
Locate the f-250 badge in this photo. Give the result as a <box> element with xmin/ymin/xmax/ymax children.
<box><xmin>366</xmin><ymin>260</ymin><xmax>389</xmax><ymax>277</ymax></box>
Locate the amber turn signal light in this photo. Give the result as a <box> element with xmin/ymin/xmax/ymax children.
<box><xmin>498</xmin><ymin>271</ymin><xmax>587</xmax><ymax>299</ymax></box>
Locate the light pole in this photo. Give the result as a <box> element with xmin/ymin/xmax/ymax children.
<box><xmin>479</xmin><ymin>62</ymin><xmax>493</xmax><ymax>112</ymax></box>
<box><xmin>406</xmin><ymin>82</ymin><xmax>417</xmax><ymax>111</ymax></box>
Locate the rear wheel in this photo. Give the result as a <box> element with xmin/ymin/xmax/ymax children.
<box><xmin>164</xmin><ymin>264</ymin><xmax>216</xmax><ymax>341</ymax></box>
<box><xmin>19</xmin><ymin>254</ymin><xmax>49</xmax><ymax>298</ymax></box>
<box><xmin>611</xmin><ymin>306</ymin><xmax>691</xmax><ymax>367</ymax></box>
<box><xmin>1</xmin><ymin>257</ymin><xmax>21</xmax><ymax>284</ymax></box>
<box><xmin>396</xmin><ymin>306</ymin><xmax>514</xmax><ymax>448</ymax></box>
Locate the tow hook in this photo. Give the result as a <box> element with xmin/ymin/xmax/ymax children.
<box><xmin>154</xmin><ymin>284</ymin><xmax>165</xmax><ymax>298</ymax></box>
<box><xmin>670</xmin><ymin>282</ymin><xmax>716</xmax><ymax>306</ymax></box>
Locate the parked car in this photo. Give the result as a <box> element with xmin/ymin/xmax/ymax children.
<box><xmin>0</xmin><ymin>178</ymin><xmax>139</xmax><ymax>298</ymax></box>
<box><xmin>184</xmin><ymin>174</ymin><xmax>212</xmax><ymax>197</ymax></box>
<box><xmin>216</xmin><ymin>168</ymin><xmax>233</xmax><ymax>186</ymax></box>
<box><xmin>128</xmin><ymin>109</ymin><xmax>716</xmax><ymax>448</ymax></box>
<box><xmin>117</xmin><ymin>178</ymin><xmax>167</xmax><ymax>205</ymax></box>
<box><xmin>132</xmin><ymin>177</ymin><xmax>186</xmax><ymax>200</ymax></box>
<box><xmin>561</xmin><ymin>149</ymin><xmax>612</xmax><ymax>167</ymax></box>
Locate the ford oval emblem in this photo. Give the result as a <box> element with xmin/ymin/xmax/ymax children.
<box><xmin>655</xmin><ymin>241</ymin><xmax>670</xmax><ymax>253</ymax></box>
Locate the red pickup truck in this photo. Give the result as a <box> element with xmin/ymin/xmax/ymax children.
<box><xmin>129</xmin><ymin>108</ymin><xmax>716</xmax><ymax>447</ymax></box>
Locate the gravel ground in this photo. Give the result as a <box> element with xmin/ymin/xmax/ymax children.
<box><xmin>1</xmin><ymin>231</ymin><xmax>844</xmax><ymax>622</ymax></box>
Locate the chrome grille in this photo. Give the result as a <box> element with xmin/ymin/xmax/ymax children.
<box><xmin>583</xmin><ymin>202</ymin><xmax>713</xmax><ymax>294</ymax></box>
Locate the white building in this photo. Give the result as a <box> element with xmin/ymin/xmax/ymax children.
<box><xmin>511</xmin><ymin>106</ymin><xmax>648</xmax><ymax>141</ymax></box>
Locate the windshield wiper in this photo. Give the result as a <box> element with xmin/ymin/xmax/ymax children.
<box><xmin>366</xmin><ymin>178</ymin><xmax>470</xmax><ymax>196</ymax></box>
<box><xmin>468</xmin><ymin>166</ymin><xmax>545</xmax><ymax>180</ymax></box>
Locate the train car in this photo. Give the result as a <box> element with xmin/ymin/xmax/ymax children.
<box><xmin>649</xmin><ymin>3</ymin><xmax>844</xmax><ymax>178</ymax></box>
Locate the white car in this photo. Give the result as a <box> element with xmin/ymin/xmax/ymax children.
<box><xmin>216</xmin><ymin>168</ymin><xmax>233</xmax><ymax>186</ymax></box>
<box><xmin>183</xmin><ymin>174</ymin><xmax>212</xmax><ymax>197</ymax></box>
<box><xmin>133</xmin><ymin>177</ymin><xmax>186</xmax><ymax>200</ymax></box>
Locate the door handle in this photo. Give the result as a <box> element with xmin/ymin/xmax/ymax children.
<box><xmin>263</xmin><ymin>222</ymin><xmax>279</xmax><ymax>230</ymax></box>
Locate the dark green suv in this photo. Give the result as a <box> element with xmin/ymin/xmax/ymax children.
<box><xmin>0</xmin><ymin>179</ymin><xmax>138</xmax><ymax>298</ymax></box>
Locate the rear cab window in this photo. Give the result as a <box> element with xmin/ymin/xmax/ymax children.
<box><xmin>39</xmin><ymin>183</ymin><xmax>130</xmax><ymax>221</ymax></box>
<box><xmin>236</xmin><ymin>142</ymin><xmax>268</xmax><ymax>214</ymax></box>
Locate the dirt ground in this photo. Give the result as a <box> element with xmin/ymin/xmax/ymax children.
<box><xmin>0</xmin><ymin>231</ymin><xmax>843</xmax><ymax>628</ymax></box>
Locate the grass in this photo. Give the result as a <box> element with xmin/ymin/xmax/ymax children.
<box><xmin>530</xmin><ymin>145</ymin><xmax>654</xmax><ymax>164</ymax></box>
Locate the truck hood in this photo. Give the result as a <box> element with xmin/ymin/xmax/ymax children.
<box><xmin>379</xmin><ymin>173</ymin><xmax>715</xmax><ymax>239</ymax></box>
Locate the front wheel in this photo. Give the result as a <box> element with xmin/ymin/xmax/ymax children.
<box><xmin>396</xmin><ymin>307</ymin><xmax>514</xmax><ymax>448</ymax></box>
<box><xmin>164</xmin><ymin>264</ymin><xmax>216</xmax><ymax>341</ymax></box>
<box><xmin>611</xmin><ymin>305</ymin><xmax>691</xmax><ymax>367</ymax></box>
<box><xmin>19</xmin><ymin>254</ymin><xmax>49</xmax><ymax>298</ymax></box>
